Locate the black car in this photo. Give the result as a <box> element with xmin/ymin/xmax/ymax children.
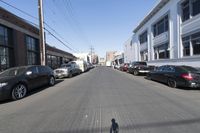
<box><xmin>147</xmin><ymin>65</ymin><xmax>200</xmax><ymax>88</ymax></box>
<box><xmin>128</xmin><ymin>61</ymin><xmax>153</xmax><ymax>75</ymax></box>
<box><xmin>0</xmin><ymin>65</ymin><xmax>55</xmax><ymax>101</ymax></box>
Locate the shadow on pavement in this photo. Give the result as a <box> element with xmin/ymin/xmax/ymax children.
<box><xmin>27</xmin><ymin>79</ymin><xmax>64</xmax><ymax>96</ymax></box>
<box><xmin>40</xmin><ymin>117</ymin><xmax>200</xmax><ymax>133</ymax></box>
<box><xmin>0</xmin><ymin>79</ymin><xmax>64</xmax><ymax>105</ymax></box>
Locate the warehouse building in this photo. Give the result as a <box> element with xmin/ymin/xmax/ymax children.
<box><xmin>0</xmin><ymin>7</ymin><xmax>75</xmax><ymax>71</ymax></box>
<box><xmin>125</xmin><ymin>0</ymin><xmax>200</xmax><ymax>67</ymax></box>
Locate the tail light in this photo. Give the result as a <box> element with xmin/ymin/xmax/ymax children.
<box><xmin>181</xmin><ymin>73</ymin><xmax>193</xmax><ymax>81</ymax></box>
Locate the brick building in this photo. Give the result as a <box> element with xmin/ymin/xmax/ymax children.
<box><xmin>0</xmin><ymin>7</ymin><xmax>75</xmax><ymax>71</ymax></box>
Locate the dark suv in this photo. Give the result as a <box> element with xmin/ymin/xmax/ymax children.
<box><xmin>128</xmin><ymin>61</ymin><xmax>152</xmax><ymax>75</ymax></box>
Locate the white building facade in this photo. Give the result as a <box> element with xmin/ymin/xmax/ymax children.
<box><xmin>126</xmin><ymin>0</ymin><xmax>200</xmax><ymax>67</ymax></box>
<box><xmin>124</xmin><ymin>36</ymin><xmax>139</xmax><ymax>63</ymax></box>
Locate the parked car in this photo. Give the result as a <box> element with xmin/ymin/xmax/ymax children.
<box><xmin>128</xmin><ymin>61</ymin><xmax>153</xmax><ymax>75</ymax></box>
<box><xmin>0</xmin><ymin>65</ymin><xmax>55</xmax><ymax>101</ymax></box>
<box><xmin>71</xmin><ymin>60</ymin><xmax>88</xmax><ymax>72</ymax></box>
<box><xmin>119</xmin><ymin>63</ymin><xmax>129</xmax><ymax>72</ymax></box>
<box><xmin>114</xmin><ymin>64</ymin><xmax>120</xmax><ymax>70</ymax></box>
<box><xmin>147</xmin><ymin>65</ymin><xmax>200</xmax><ymax>88</ymax></box>
<box><xmin>54</xmin><ymin>63</ymin><xmax>81</xmax><ymax>78</ymax></box>
<box><xmin>87</xmin><ymin>63</ymin><xmax>95</xmax><ymax>70</ymax></box>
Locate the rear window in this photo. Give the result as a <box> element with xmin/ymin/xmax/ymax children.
<box><xmin>134</xmin><ymin>62</ymin><xmax>147</xmax><ymax>65</ymax></box>
<box><xmin>180</xmin><ymin>66</ymin><xmax>199</xmax><ymax>72</ymax></box>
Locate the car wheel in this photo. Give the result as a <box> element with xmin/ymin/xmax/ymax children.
<box><xmin>11</xmin><ymin>84</ymin><xmax>27</xmax><ymax>100</ymax></box>
<box><xmin>49</xmin><ymin>76</ymin><xmax>55</xmax><ymax>86</ymax></box>
<box><xmin>146</xmin><ymin>74</ymin><xmax>151</xmax><ymax>80</ymax></box>
<box><xmin>167</xmin><ymin>79</ymin><xmax>177</xmax><ymax>88</ymax></box>
<box><xmin>133</xmin><ymin>70</ymin><xmax>139</xmax><ymax>76</ymax></box>
<box><xmin>68</xmin><ymin>72</ymin><xmax>72</xmax><ymax>78</ymax></box>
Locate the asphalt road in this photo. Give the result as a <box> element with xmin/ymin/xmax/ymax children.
<box><xmin>1</xmin><ymin>66</ymin><xmax>200</xmax><ymax>133</ymax></box>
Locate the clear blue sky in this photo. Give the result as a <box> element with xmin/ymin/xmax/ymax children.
<box><xmin>0</xmin><ymin>0</ymin><xmax>158</xmax><ymax>57</ymax></box>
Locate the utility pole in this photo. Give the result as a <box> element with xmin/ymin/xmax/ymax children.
<box><xmin>38</xmin><ymin>0</ymin><xmax>46</xmax><ymax>65</ymax></box>
<box><xmin>90</xmin><ymin>46</ymin><xmax>94</xmax><ymax>64</ymax></box>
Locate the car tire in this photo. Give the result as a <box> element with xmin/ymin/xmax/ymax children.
<box><xmin>68</xmin><ymin>72</ymin><xmax>72</xmax><ymax>78</ymax></box>
<box><xmin>133</xmin><ymin>70</ymin><xmax>139</xmax><ymax>76</ymax></box>
<box><xmin>11</xmin><ymin>83</ymin><xmax>27</xmax><ymax>100</ymax></box>
<box><xmin>146</xmin><ymin>74</ymin><xmax>151</xmax><ymax>80</ymax></box>
<box><xmin>167</xmin><ymin>79</ymin><xmax>177</xmax><ymax>88</ymax></box>
<box><xmin>49</xmin><ymin>76</ymin><xmax>55</xmax><ymax>86</ymax></box>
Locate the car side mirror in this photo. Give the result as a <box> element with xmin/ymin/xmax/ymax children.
<box><xmin>26</xmin><ymin>71</ymin><xmax>32</xmax><ymax>75</ymax></box>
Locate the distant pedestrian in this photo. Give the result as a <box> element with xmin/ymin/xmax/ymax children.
<box><xmin>110</xmin><ymin>118</ymin><xmax>119</xmax><ymax>133</ymax></box>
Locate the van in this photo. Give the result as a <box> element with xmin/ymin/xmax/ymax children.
<box><xmin>71</xmin><ymin>60</ymin><xmax>87</xmax><ymax>72</ymax></box>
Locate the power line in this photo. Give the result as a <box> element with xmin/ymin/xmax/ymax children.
<box><xmin>90</xmin><ymin>45</ymin><xmax>94</xmax><ymax>64</ymax></box>
<box><xmin>0</xmin><ymin>0</ymin><xmax>77</xmax><ymax>52</ymax></box>
<box><xmin>44</xmin><ymin>22</ymin><xmax>78</xmax><ymax>52</ymax></box>
<box><xmin>62</xmin><ymin>0</ymin><xmax>92</xmax><ymax>46</ymax></box>
<box><xmin>42</xmin><ymin>1</ymin><xmax>78</xmax><ymax>52</ymax></box>
<box><xmin>0</xmin><ymin>0</ymin><xmax>38</xmax><ymax>20</ymax></box>
<box><xmin>45</xmin><ymin>28</ymin><xmax>76</xmax><ymax>52</ymax></box>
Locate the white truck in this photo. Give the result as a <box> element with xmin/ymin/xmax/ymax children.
<box><xmin>106</xmin><ymin>61</ymin><xmax>112</xmax><ymax>67</ymax></box>
<box><xmin>71</xmin><ymin>60</ymin><xmax>88</xmax><ymax>72</ymax></box>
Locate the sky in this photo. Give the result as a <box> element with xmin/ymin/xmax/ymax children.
<box><xmin>0</xmin><ymin>0</ymin><xmax>158</xmax><ymax>57</ymax></box>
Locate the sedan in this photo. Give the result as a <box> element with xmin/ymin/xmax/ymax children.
<box><xmin>147</xmin><ymin>65</ymin><xmax>200</xmax><ymax>88</ymax></box>
<box><xmin>0</xmin><ymin>65</ymin><xmax>55</xmax><ymax>101</ymax></box>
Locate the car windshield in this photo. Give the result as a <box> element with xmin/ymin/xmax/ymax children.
<box><xmin>61</xmin><ymin>64</ymin><xmax>71</xmax><ymax>68</ymax></box>
<box><xmin>0</xmin><ymin>67</ymin><xmax>26</xmax><ymax>77</ymax></box>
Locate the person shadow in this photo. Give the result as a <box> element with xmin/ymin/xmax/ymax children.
<box><xmin>110</xmin><ymin>118</ymin><xmax>119</xmax><ymax>133</ymax></box>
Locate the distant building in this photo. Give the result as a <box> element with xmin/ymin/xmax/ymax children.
<box><xmin>124</xmin><ymin>37</ymin><xmax>135</xmax><ymax>63</ymax></box>
<box><xmin>113</xmin><ymin>52</ymin><xmax>124</xmax><ymax>66</ymax></box>
<box><xmin>99</xmin><ymin>57</ymin><xmax>105</xmax><ymax>66</ymax></box>
<box><xmin>106</xmin><ymin>51</ymin><xmax>117</xmax><ymax>62</ymax></box>
<box><xmin>0</xmin><ymin>7</ymin><xmax>75</xmax><ymax>71</ymax></box>
<box><xmin>124</xmin><ymin>0</ymin><xmax>200</xmax><ymax>67</ymax></box>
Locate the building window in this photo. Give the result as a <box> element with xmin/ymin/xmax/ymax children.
<box><xmin>140</xmin><ymin>51</ymin><xmax>148</xmax><ymax>61</ymax></box>
<box><xmin>0</xmin><ymin>25</ymin><xmax>13</xmax><ymax>71</ymax></box>
<box><xmin>153</xmin><ymin>15</ymin><xmax>169</xmax><ymax>37</ymax></box>
<box><xmin>154</xmin><ymin>43</ymin><xmax>169</xmax><ymax>59</ymax></box>
<box><xmin>26</xmin><ymin>36</ymin><xmax>39</xmax><ymax>65</ymax></box>
<box><xmin>182</xmin><ymin>36</ymin><xmax>190</xmax><ymax>56</ymax></box>
<box><xmin>139</xmin><ymin>31</ymin><xmax>147</xmax><ymax>44</ymax></box>
<box><xmin>47</xmin><ymin>54</ymin><xmax>61</xmax><ymax>69</ymax></box>
<box><xmin>181</xmin><ymin>0</ymin><xmax>200</xmax><ymax>22</ymax></box>
<box><xmin>181</xmin><ymin>0</ymin><xmax>190</xmax><ymax>22</ymax></box>
<box><xmin>191</xmin><ymin>32</ymin><xmax>200</xmax><ymax>55</ymax></box>
<box><xmin>182</xmin><ymin>31</ymin><xmax>200</xmax><ymax>56</ymax></box>
<box><xmin>192</xmin><ymin>0</ymin><xmax>200</xmax><ymax>16</ymax></box>
<box><xmin>130</xmin><ymin>40</ymin><xmax>132</xmax><ymax>47</ymax></box>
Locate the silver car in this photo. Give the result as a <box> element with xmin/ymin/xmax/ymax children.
<box><xmin>54</xmin><ymin>63</ymin><xmax>81</xmax><ymax>78</ymax></box>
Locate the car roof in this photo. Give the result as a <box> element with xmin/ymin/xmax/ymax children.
<box><xmin>5</xmin><ymin>65</ymin><xmax>48</xmax><ymax>70</ymax></box>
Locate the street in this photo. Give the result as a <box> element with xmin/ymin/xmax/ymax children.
<box><xmin>1</xmin><ymin>66</ymin><xmax>200</xmax><ymax>133</ymax></box>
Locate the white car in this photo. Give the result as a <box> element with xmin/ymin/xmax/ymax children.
<box><xmin>54</xmin><ymin>63</ymin><xmax>81</xmax><ymax>78</ymax></box>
